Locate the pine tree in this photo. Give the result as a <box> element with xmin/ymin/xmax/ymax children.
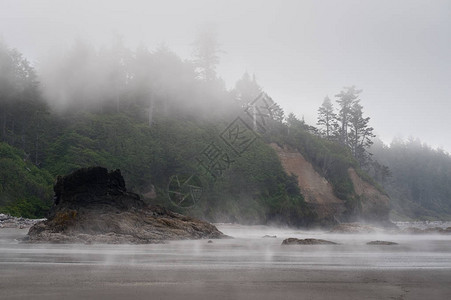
<box><xmin>234</xmin><ymin>72</ymin><xmax>261</xmax><ymax>106</ymax></box>
<box><xmin>335</xmin><ymin>86</ymin><xmax>361</xmax><ymax>146</ymax></box>
<box><xmin>192</xmin><ymin>28</ymin><xmax>221</xmax><ymax>82</ymax></box>
<box><xmin>317</xmin><ymin>96</ymin><xmax>337</xmax><ymax>139</ymax></box>
<box><xmin>270</xmin><ymin>102</ymin><xmax>285</xmax><ymax>123</ymax></box>
<box><xmin>348</xmin><ymin>100</ymin><xmax>375</xmax><ymax>165</ymax></box>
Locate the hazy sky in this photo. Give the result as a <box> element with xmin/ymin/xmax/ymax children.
<box><xmin>1</xmin><ymin>0</ymin><xmax>451</xmax><ymax>151</ymax></box>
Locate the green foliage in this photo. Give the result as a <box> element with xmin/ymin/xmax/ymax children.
<box><xmin>372</xmin><ymin>138</ymin><xmax>451</xmax><ymax>220</ymax></box>
<box><xmin>0</xmin><ymin>39</ymin><xmax>361</xmax><ymax>225</ymax></box>
<box><xmin>0</xmin><ymin>142</ymin><xmax>53</xmax><ymax>218</ymax></box>
<box><xmin>265</xmin><ymin>117</ymin><xmax>368</xmax><ymax>218</ymax></box>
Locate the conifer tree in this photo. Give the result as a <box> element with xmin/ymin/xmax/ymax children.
<box><xmin>234</xmin><ymin>72</ymin><xmax>261</xmax><ymax>106</ymax></box>
<box><xmin>335</xmin><ymin>86</ymin><xmax>361</xmax><ymax>147</ymax></box>
<box><xmin>192</xmin><ymin>28</ymin><xmax>221</xmax><ymax>82</ymax></box>
<box><xmin>348</xmin><ymin>100</ymin><xmax>375</xmax><ymax>165</ymax></box>
<box><xmin>317</xmin><ymin>96</ymin><xmax>337</xmax><ymax>139</ymax></box>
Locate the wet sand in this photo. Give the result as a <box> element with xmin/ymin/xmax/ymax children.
<box><xmin>1</xmin><ymin>225</ymin><xmax>451</xmax><ymax>300</ymax></box>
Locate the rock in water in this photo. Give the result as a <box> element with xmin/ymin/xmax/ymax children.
<box><xmin>367</xmin><ymin>241</ymin><xmax>398</xmax><ymax>245</ymax></box>
<box><xmin>26</xmin><ymin>167</ymin><xmax>225</xmax><ymax>244</ymax></box>
<box><xmin>262</xmin><ymin>235</ymin><xmax>277</xmax><ymax>238</ymax></box>
<box><xmin>281</xmin><ymin>238</ymin><xmax>337</xmax><ymax>245</ymax></box>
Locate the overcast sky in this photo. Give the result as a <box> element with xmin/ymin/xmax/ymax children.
<box><xmin>1</xmin><ymin>0</ymin><xmax>450</xmax><ymax>151</ymax></box>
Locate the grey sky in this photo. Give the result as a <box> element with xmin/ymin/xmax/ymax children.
<box><xmin>1</xmin><ymin>0</ymin><xmax>450</xmax><ymax>151</ymax></box>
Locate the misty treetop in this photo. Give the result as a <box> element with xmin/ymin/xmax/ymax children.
<box><xmin>192</xmin><ymin>27</ymin><xmax>222</xmax><ymax>82</ymax></box>
<box><xmin>317</xmin><ymin>86</ymin><xmax>375</xmax><ymax>167</ymax></box>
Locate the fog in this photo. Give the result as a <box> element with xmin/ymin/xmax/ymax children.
<box><xmin>1</xmin><ymin>224</ymin><xmax>451</xmax><ymax>299</ymax></box>
<box><xmin>1</xmin><ymin>0</ymin><xmax>451</xmax><ymax>151</ymax></box>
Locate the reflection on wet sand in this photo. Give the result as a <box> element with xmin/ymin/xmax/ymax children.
<box><xmin>1</xmin><ymin>224</ymin><xmax>451</xmax><ymax>300</ymax></box>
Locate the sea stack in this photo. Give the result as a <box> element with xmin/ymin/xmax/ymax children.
<box><xmin>27</xmin><ymin>167</ymin><xmax>225</xmax><ymax>244</ymax></box>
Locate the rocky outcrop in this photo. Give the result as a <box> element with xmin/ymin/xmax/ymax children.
<box><xmin>367</xmin><ymin>241</ymin><xmax>398</xmax><ymax>245</ymax></box>
<box><xmin>262</xmin><ymin>235</ymin><xmax>277</xmax><ymax>238</ymax></box>
<box><xmin>270</xmin><ymin>143</ymin><xmax>344</xmax><ymax>221</ymax></box>
<box><xmin>282</xmin><ymin>238</ymin><xmax>337</xmax><ymax>245</ymax></box>
<box><xmin>0</xmin><ymin>214</ymin><xmax>45</xmax><ymax>229</ymax></box>
<box><xmin>26</xmin><ymin>167</ymin><xmax>225</xmax><ymax>244</ymax></box>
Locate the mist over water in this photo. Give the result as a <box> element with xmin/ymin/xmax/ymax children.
<box><xmin>1</xmin><ymin>225</ymin><xmax>451</xmax><ymax>299</ymax></box>
<box><xmin>2</xmin><ymin>224</ymin><xmax>451</xmax><ymax>268</ymax></box>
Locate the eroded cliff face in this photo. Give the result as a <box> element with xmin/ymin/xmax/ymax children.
<box><xmin>347</xmin><ymin>168</ymin><xmax>390</xmax><ymax>221</ymax></box>
<box><xmin>270</xmin><ymin>143</ymin><xmax>345</xmax><ymax>221</ymax></box>
<box><xmin>271</xmin><ymin>143</ymin><xmax>390</xmax><ymax>223</ymax></box>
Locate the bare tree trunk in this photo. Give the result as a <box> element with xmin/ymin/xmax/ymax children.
<box><xmin>35</xmin><ymin>131</ymin><xmax>39</xmax><ymax>165</ymax></box>
<box><xmin>252</xmin><ymin>105</ymin><xmax>257</xmax><ymax>131</ymax></box>
<box><xmin>148</xmin><ymin>96</ymin><xmax>155</xmax><ymax>126</ymax></box>
<box><xmin>10</xmin><ymin>119</ymin><xmax>15</xmax><ymax>145</ymax></box>
<box><xmin>116</xmin><ymin>93</ymin><xmax>120</xmax><ymax>113</ymax></box>
<box><xmin>2</xmin><ymin>110</ymin><xmax>6</xmax><ymax>141</ymax></box>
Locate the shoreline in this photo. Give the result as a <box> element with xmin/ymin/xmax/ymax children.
<box><xmin>1</xmin><ymin>226</ymin><xmax>451</xmax><ymax>300</ymax></box>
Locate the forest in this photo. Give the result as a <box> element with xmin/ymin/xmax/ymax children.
<box><xmin>1</xmin><ymin>35</ymin><xmax>450</xmax><ymax>222</ymax></box>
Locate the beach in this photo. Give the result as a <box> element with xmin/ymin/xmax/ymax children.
<box><xmin>1</xmin><ymin>224</ymin><xmax>451</xmax><ymax>299</ymax></box>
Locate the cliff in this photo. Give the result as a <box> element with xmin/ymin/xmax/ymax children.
<box><xmin>270</xmin><ymin>143</ymin><xmax>344</xmax><ymax>221</ymax></box>
<box><xmin>270</xmin><ymin>143</ymin><xmax>389</xmax><ymax>223</ymax></box>
<box><xmin>347</xmin><ymin>168</ymin><xmax>390</xmax><ymax>221</ymax></box>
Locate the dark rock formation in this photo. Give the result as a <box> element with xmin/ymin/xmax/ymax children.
<box><xmin>281</xmin><ymin>238</ymin><xmax>337</xmax><ymax>245</ymax></box>
<box><xmin>262</xmin><ymin>235</ymin><xmax>277</xmax><ymax>238</ymax></box>
<box><xmin>367</xmin><ymin>240</ymin><xmax>398</xmax><ymax>245</ymax></box>
<box><xmin>26</xmin><ymin>167</ymin><xmax>225</xmax><ymax>244</ymax></box>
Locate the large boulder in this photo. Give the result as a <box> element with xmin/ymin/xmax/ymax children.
<box><xmin>26</xmin><ymin>167</ymin><xmax>225</xmax><ymax>244</ymax></box>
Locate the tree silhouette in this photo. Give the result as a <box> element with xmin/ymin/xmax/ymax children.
<box><xmin>317</xmin><ymin>96</ymin><xmax>337</xmax><ymax>139</ymax></box>
<box><xmin>192</xmin><ymin>28</ymin><xmax>221</xmax><ymax>82</ymax></box>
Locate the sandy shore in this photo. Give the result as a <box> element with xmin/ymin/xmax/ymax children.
<box><xmin>1</xmin><ymin>226</ymin><xmax>451</xmax><ymax>300</ymax></box>
<box><xmin>2</xmin><ymin>262</ymin><xmax>451</xmax><ymax>300</ymax></box>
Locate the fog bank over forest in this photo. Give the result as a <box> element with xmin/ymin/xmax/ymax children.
<box><xmin>1</xmin><ymin>0</ymin><xmax>450</xmax><ymax>152</ymax></box>
<box><xmin>1</xmin><ymin>0</ymin><xmax>450</xmax><ymax>222</ymax></box>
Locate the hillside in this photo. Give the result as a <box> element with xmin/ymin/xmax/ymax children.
<box><xmin>371</xmin><ymin>138</ymin><xmax>451</xmax><ymax>220</ymax></box>
<box><xmin>270</xmin><ymin>143</ymin><xmax>344</xmax><ymax>221</ymax></box>
<box><xmin>0</xmin><ymin>39</ymin><xmax>425</xmax><ymax>225</ymax></box>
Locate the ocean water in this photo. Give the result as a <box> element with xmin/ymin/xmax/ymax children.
<box><xmin>0</xmin><ymin>224</ymin><xmax>450</xmax><ymax>299</ymax></box>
